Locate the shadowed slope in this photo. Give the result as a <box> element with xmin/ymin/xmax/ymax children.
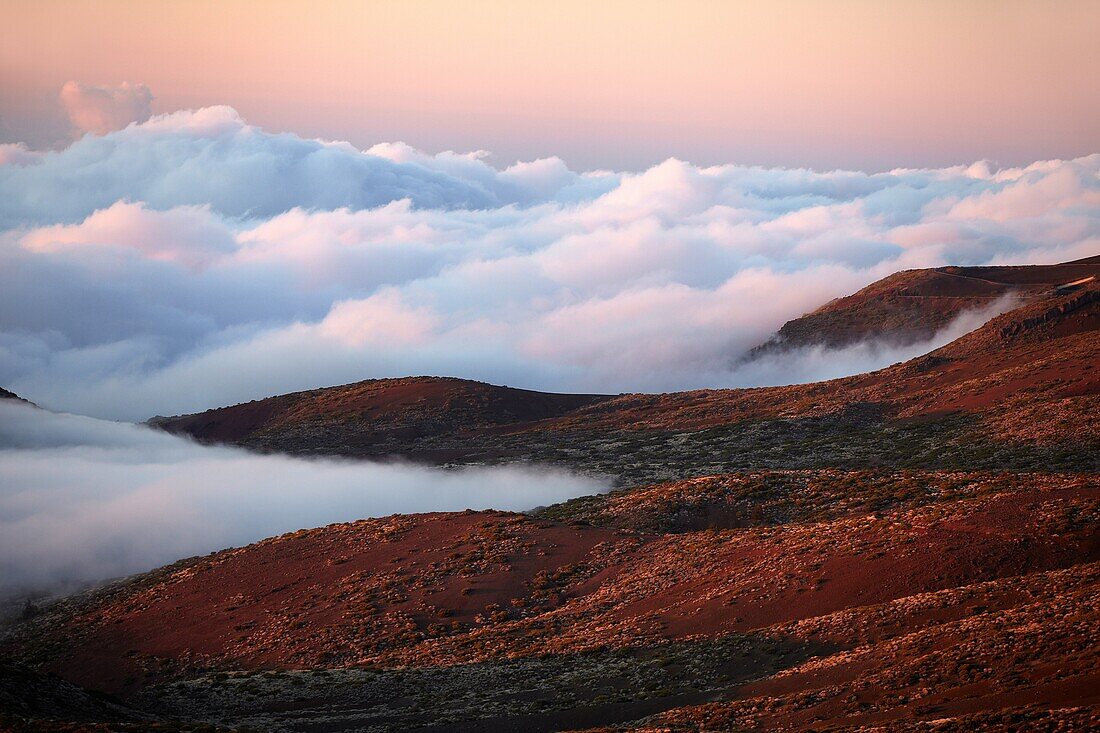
<box><xmin>150</xmin><ymin>376</ymin><xmax>612</xmax><ymax>459</ymax></box>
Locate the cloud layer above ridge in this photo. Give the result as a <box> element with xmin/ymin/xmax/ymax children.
<box><xmin>1</xmin><ymin>104</ymin><xmax>1097</xmax><ymax>420</ymax></box>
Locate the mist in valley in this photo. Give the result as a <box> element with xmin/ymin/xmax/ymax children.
<box><xmin>0</xmin><ymin>400</ymin><xmax>607</xmax><ymax>602</ymax></box>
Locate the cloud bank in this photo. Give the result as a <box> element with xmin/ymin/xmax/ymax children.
<box><xmin>0</xmin><ymin>103</ymin><xmax>1097</xmax><ymax>419</ymax></box>
<box><xmin>0</xmin><ymin>400</ymin><xmax>605</xmax><ymax>598</ymax></box>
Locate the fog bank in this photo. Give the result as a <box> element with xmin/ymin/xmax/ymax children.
<box><xmin>726</xmin><ymin>295</ymin><xmax>1019</xmax><ymax>387</ymax></box>
<box><xmin>0</xmin><ymin>400</ymin><xmax>607</xmax><ymax>598</ymax></box>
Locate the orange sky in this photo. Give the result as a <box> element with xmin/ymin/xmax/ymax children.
<box><xmin>1</xmin><ymin>0</ymin><xmax>1097</xmax><ymax>169</ymax></box>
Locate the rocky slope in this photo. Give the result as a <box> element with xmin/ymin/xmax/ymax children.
<box><xmin>2</xmin><ymin>471</ymin><xmax>1095</xmax><ymax>731</ymax></box>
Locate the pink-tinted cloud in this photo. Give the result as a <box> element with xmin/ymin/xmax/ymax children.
<box><xmin>20</xmin><ymin>200</ymin><xmax>233</xmax><ymax>269</ymax></box>
<box><xmin>59</xmin><ymin>81</ymin><xmax>153</xmax><ymax>136</ymax></box>
<box><xmin>0</xmin><ymin>143</ymin><xmax>41</xmax><ymax>166</ymax></box>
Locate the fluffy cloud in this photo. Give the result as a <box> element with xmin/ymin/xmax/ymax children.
<box><xmin>0</xmin><ymin>400</ymin><xmax>604</xmax><ymax>597</ymax></box>
<box><xmin>59</xmin><ymin>81</ymin><xmax>153</xmax><ymax>136</ymax></box>
<box><xmin>21</xmin><ymin>200</ymin><xmax>235</xmax><ymax>269</ymax></box>
<box><xmin>0</xmin><ymin>106</ymin><xmax>604</xmax><ymax>228</ymax></box>
<box><xmin>0</xmin><ymin>106</ymin><xmax>1096</xmax><ymax>419</ymax></box>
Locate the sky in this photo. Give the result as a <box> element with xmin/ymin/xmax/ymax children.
<box><xmin>0</xmin><ymin>0</ymin><xmax>1096</xmax><ymax>421</ymax></box>
<box><xmin>1</xmin><ymin>0</ymin><xmax>1098</xmax><ymax>170</ymax></box>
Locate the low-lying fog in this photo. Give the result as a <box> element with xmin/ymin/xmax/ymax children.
<box><xmin>0</xmin><ymin>400</ymin><xmax>608</xmax><ymax>601</ymax></box>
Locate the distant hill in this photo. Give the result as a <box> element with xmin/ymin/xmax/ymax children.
<box><xmin>746</xmin><ymin>255</ymin><xmax>1100</xmax><ymax>357</ymax></box>
<box><xmin>150</xmin><ymin>376</ymin><xmax>611</xmax><ymax>460</ymax></box>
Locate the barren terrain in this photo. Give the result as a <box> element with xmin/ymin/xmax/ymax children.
<box><xmin>2</xmin><ymin>258</ymin><xmax>1097</xmax><ymax>731</ymax></box>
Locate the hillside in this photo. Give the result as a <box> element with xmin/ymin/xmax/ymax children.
<box><xmin>747</xmin><ymin>256</ymin><xmax>1100</xmax><ymax>355</ymax></box>
<box><xmin>4</xmin><ymin>259</ymin><xmax>1098</xmax><ymax>731</ymax></box>
<box><xmin>150</xmin><ymin>376</ymin><xmax>612</xmax><ymax>461</ymax></box>
<box><xmin>2</xmin><ymin>471</ymin><xmax>1095</xmax><ymax>730</ymax></box>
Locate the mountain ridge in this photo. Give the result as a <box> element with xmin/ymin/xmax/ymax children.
<box><xmin>747</xmin><ymin>255</ymin><xmax>1100</xmax><ymax>356</ymax></box>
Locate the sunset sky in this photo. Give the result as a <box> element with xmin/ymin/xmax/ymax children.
<box><xmin>2</xmin><ymin>0</ymin><xmax>1097</xmax><ymax>170</ymax></box>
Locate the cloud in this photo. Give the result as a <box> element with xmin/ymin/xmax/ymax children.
<box><xmin>21</xmin><ymin>200</ymin><xmax>235</xmax><ymax>270</ymax></box>
<box><xmin>0</xmin><ymin>105</ymin><xmax>600</xmax><ymax>228</ymax></box>
<box><xmin>59</xmin><ymin>81</ymin><xmax>153</xmax><ymax>136</ymax></box>
<box><xmin>0</xmin><ymin>400</ymin><xmax>606</xmax><ymax>598</ymax></box>
<box><xmin>0</xmin><ymin>105</ymin><xmax>1096</xmax><ymax>420</ymax></box>
<box><xmin>0</xmin><ymin>143</ymin><xmax>41</xmax><ymax>166</ymax></box>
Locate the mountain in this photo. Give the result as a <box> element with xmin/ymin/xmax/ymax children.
<box><xmin>747</xmin><ymin>255</ymin><xmax>1100</xmax><ymax>355</ymax></box>
<box><xmin>4</xmin><ymin>259</ymin><xmax>1099</xmax><ymax>731</ymax></box>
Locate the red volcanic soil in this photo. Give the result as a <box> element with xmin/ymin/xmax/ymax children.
<box><xmin>28</xmin><ymin>512</ymin><xmax>631</xmax><ymax>695</ymax></box>
<box><xmin>453</xmin><ymin>481</ymin><xmax>1097</xmax><ymax>661</ymax></box>
<box><xmin>649</xmin><ymin>563</ymin><xmax>1100</xmax><ymax>731</ymax></box>
<box><xmin>9</xmin><ymin>474</ymin><xmax>1095</xmax><ymax>706</ymax></box>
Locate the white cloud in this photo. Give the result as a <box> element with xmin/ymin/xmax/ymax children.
<box><xmin>0</xmin><ymin>105</ymin><xmax>1096</xmax><ymax>419</ymax></box>
<box><xmin>59</xmin><ymin>81</ymin><xmax>153</xmax><ymax>136</ymax></box>
<box><xmin>0</xmin><ymin>104</ymin><xmax>597</xmax><ymax>228</ymax></box>
<box><xmin>0</xmin><ymin>400</ymin><xmax>606</xmax><ymax>597</ymax></box>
